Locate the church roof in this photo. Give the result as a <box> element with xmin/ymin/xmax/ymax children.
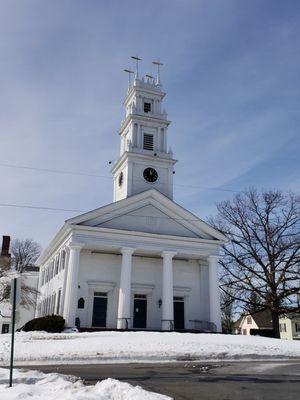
<box><xmin>66</xmin><ymin>188</ymin><xmax>227</xmax><ymax>242</ymax></box>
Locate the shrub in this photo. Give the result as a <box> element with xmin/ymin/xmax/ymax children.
<box><xmin>22</xmin><ymin>315</ymin><xmax>65</xmax><ymax>333</ymax></box>
<box><xmin>250</xmin><ymin>328</ymin><xmax>275</xmax><ymax>338</ymax></box>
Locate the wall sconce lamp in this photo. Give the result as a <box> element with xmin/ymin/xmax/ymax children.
<box><xmin>158</xmin><ymin>299</ymin><xmax>162</xmax><ymax>308</ymax></box>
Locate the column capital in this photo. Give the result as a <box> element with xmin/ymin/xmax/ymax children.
<box><xmin>121</xmin><ymin>247</ymin><xmax>135</xmax><ymax>255</ymax></box>
<box><xmin>208</xmin><ymin>255</ymin><xmax>220</xmax><ymax>263</ymax></box>
<box><xmin>68</xmin><ymin>242</ymin><xmax>85</xmax><ymax>251</ymax></box>
<box><xmin>162</xmin><ymin>250</ymin><xmax>177</xmax><ymax>258</ymax></box>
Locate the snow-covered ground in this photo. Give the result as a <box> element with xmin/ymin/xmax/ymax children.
<box><xmin>0</xmin><ymin>367</ymin><xmax>171</xmax><ymax>400</ymax></box>
<box><xmin>0</xmin><ymin>331</ymin><xmax>300</xmax><ymax>365</ymax></box>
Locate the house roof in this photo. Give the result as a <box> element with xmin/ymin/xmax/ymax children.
<box><xmin>233</xmin><ymin>315</ymin><xmax>244</xmax><ymax>328</ymax></box>
<box><xmin>281</xmin><ymin>312</ymin><xmax>300</xmax><ymax>320</ymax></box>
<box><xmin>234</xmin><ymin>309</ymin><xmax>273</xmax><ymax>329</ymax></box>
<box><xmin>251</xmin><ymin>310</ymin><xmax>273</xmax><ymax>329</ymax></box>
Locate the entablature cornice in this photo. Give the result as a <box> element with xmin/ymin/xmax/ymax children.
<box><xmin>70</xmin><ymin>225</ymin><xmax>221</xmax><ymax>258</ymax></box>
<box><xmin>111</xmin><ymin>151</ymin><xmax>177</xmax><ymax>174</ymax></box>
<box><xmin>120</xmin><ymin>114</ymin><xmax>171</xmax><ymax>133</ymax></box>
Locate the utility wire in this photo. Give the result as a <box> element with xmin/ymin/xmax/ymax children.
<box><xmin>0</xmin><ymin>162</ymin><xmax>239</xmax><ymax>193</ymax></box>
<box><xmin>0</xmin><ymin>201</ymin><xmax>211</xmax><ymax>223</ymax></box>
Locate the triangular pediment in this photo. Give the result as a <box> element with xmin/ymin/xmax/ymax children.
<box><xmin>66</xmin><ymin>189</ymin><xmax>226</xmax><ymax>241</ymax></box>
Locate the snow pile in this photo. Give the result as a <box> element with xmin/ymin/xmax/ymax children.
<box><xmin>0</xmin><ymin>331</ymin><xmax>299</xmax><ymax>365</ymax></box>
<box><xmin>0</xmin><ymin>368</ymin><xmax>171</xmax><ymax>400</ymax></box>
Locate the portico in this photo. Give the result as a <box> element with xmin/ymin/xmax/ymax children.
<box><xmin>52</xmin><ymin>219</ymin><xmax>223</xmax><ymax>332</ymax></box>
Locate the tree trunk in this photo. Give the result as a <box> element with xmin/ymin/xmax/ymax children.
<box><xmin>271</xmin><ymin>310</ymin><xmax>280</xmax><ymax>338</ymax></box>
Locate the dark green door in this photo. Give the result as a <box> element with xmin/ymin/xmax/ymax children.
<box><xmin>133</xmin><ymin>295</ymin><xmax>147</xmax><ymax>328</ymax></box>
<box><xmin>92</xmin><ymin>295</ymin><xmax>107</xmax><ymax>327</ymax></box>
<box><xmin>174</xmin><ymin>298</ymin><xmax>185</xmax><ymax>330</ymax></box>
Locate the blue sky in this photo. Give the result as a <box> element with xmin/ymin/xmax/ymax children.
<box><xmin>0</xmin><ymin>0</ymin><xmax>299</xmax><ymax>247</ymax></box>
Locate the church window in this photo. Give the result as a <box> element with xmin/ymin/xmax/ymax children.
<box><xmin>94</xmin><ymin>292</ymin><xmax>107</xmax><ymax>297</ymax></box>
<box><xmin>144</xmin><ymin>102</ymin><xmax>151</xmax><ymax>113</ymax></box>
<box><xmin>60</xmin><ymin>250</ymin><xmax>66</xmax><ymax>270</ymax></box>
<box><xmin>56</xmin><ymin>289</ymin><xmax>61</xmax><ymax>314</ymax></box>
<box><xmin>78</xmin><ymin>297</ymin><xmax>85</xmax><ymax>309</ymax></box>
<box><xmin>55</xmin><ymin>256</ymin><xmax>59</xmax><ymax>275</ymax></box>
<box><xmin>143</xmin><ymin>134</ymin><xmax>154</xmax><ymax>151</ymax></box>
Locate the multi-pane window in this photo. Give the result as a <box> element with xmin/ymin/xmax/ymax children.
<box><xmin>247</xmin><ymin>316</ymin><xmax>252</xmax><ymax>324</ymax></box>
<box><xmin>56</xmin><ymin>289</ymin><xmax>61</xmax><ymax>314</ymax></box>
<box><xmin>94</xmin><ymin>292</ymin><xmax>107</xmax><ymax>297</ymax></box>
<box><xmin>295</xmin><ymin>323</ymin><xmax>300</xmax><ymax>333</ymax></box>
<box><xmin>144</xmin><ymin>102</ymin><xmax>151</xmax><ymax>113</ymax></box>
<box><xmin>243</xmin><ymin>329</ymin><xmax>247</xmax><ymax>335</ymax></box>
<box><xmin>61</xmin><ymin>250</ymin><xmax>66</xmax><ymax>270</ymax></box>
<box><xmin>280</xmin><ymin>323</ymin><xmax>287</xmax><ymax>333</ymax></box>
<box><xmin>55</xmin><ymin>256</ymin><xmax>60</xmax><ymax>275</ymax></box>
<box><xmin>143</xmin><ymin>134</ymin><xmax>154</xmax><ymax>151</ymax></box>
<box><xmin>134</xmin><ymin>294</ymin><xmax>146</xmax><ymax>299</ymax></box>
<box><xmin>1</xmin><ymin>324</ymin><xmax>9</xmax><ymax>334</ymax></box>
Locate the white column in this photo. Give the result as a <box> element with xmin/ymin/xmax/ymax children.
<box><xmin>63</xmin><ymin>242</ymin><xmax>84</xmax><ymax>327</ymax></box>
<box><xmin>117</xmin><ymin>247</ymin><xmax>135</xmax><ymax>329</ymax></box>
<box><xmin>208</xmin><ymin>255</ymin><xmax>222</xmax><ymax>332</ymax></box>
<box><xmin>161</xmin><ymin>251</ymin><xmax>176</xmax><ymax>330</ymax></box>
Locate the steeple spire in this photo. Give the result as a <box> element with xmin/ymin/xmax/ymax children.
<box><xmin>113</xmin><ymin>58</ymin><xmax>176</xmax><ymax>202</ymax></box>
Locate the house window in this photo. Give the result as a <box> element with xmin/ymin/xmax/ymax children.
<box><xmin>144</xmin><ymin>102</ymin><xmax>151</xmax><ymax>113</ymax></box>
<box><xmin>247</xmin><ymin>317</ymin><xmax>252</xmax><ymax>324</ymax></box>
<box><xmin>1</xmin><ymin>324</ymin><xmax>9</xmax><ymax>334</ymax></box>
<box><xmin>280</xmin><ymin>323</ymin><xmax>287</xmax><ymax>333</ymax></box>
<box><xmin>243</xmin><ymin>329</ymin><xmax>247</xmax><ymax>335</ymax></box>
<box><xmin>143</xmin><ymin>134</ymin><xmax>154</xmax><ymax>151</ymax></box>
<box><xmin>295</xmin><ymin>323</ymin><xmax>300</xmax><ymax>333</ymax></box>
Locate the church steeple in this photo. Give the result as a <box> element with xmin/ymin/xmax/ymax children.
<box><xmin>112</xmin><ymin>59</ymin><xmax>177</xmax><ymax>202</ymax></box>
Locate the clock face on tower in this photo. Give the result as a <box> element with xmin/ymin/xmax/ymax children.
<box><xmin>143</xmin><ymin>167</ymin><xmax>158</xmax><ymax>183</ymax></box>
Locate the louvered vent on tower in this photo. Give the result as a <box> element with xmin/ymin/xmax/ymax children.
<box><xmin>143</xmin><ymin>134</ymin><xmax>154</xmax><ymax>151</ymax></box>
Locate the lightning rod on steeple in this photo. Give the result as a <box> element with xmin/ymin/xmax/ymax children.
<box><xmin>152</xmin><ymin>60</ymin><xmax>163</xmax><ymax>86</ymax></box>
<box><xmin>131</xmin><ymin>56</ymin><xmax>142</xmax><ymax>79</ymax></box>
<box><xmin>123</xmin><ymin>69</ymin><xmax>134</xmax><ymax>86</ymax></box>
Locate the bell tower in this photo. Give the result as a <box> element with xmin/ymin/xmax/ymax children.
<box><xmin>112</xmin><ymin>59</ymin><xmax>177</xmax><ymax>202</ymax></box>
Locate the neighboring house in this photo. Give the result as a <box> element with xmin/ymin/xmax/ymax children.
<box><xmin>0</xmin><ymin>236</ymin><xmax>39</xmax><ymax>334</ymax></box>
<box><xmin>233</xmin><ymin>310</ymin><xmax>273</xmax><ymax>335</ymax></box>
<box><xmin>279</xmin><ymin>314</ymin><xmax>300</xmax><ymax>340</ymax></box>
<box><xmin>36</xmin><ymin>69</ymin><xmax>226</xmax><ymax>332</ymax></box>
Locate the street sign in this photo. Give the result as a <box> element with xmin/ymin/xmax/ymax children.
<box><xmin>10</xmin><ymin>277</ymin><xmax>21</xmax><ymax>305</ymax></box>
<box><xmin>9</xmin><ymin>276</ymin><xmax>21</xmax><ymax>387</ymax></box>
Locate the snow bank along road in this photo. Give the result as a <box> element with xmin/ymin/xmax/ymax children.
<box><xmin>0</xmin><ymin>367</ymin><xmax>171</xmax><ymax>400</ymax></box>
<box><xmin>0</xmin><ymin>331</ymin><xmax>300</xmax><ymax>365</ymax></box>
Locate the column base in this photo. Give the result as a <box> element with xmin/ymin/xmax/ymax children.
<box><xmin>117</xmin><ymin>318</ymin><xmax>130</xmax><ymax>330</ymax></box>
<box><xmin>162</xmin><ymin>320</ymin><xmax>174</xmax><ymax>331</ymax></box>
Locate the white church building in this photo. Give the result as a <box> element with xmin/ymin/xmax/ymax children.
<box><xmin>36</xmin><ymin>64</ymin><xmax>226</xmax><ymax>332</ymax></box>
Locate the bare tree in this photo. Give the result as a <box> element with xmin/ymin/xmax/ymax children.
<box><xmin>0</xmin><ymin>246</ymin><xmax>12</xmax><ymax>304</ymax></box>
<box><xmin>11</xmin><ymin>239</ymin><xmax>41</xmax><ymax>272</ymax></box>
<box><xmin>220</xmin><ymin>289</ymin><xmax>235</xmax><ymax>333</ymax></box>
<box><xmin>0</xmin><ymin>238</ymin><xmax>41</xmax><ymax>308</ymax></box>
<box><xmin>210</xmin><ymin>189</ymin><xmax>300</xmax><ymax>338</ymax></box>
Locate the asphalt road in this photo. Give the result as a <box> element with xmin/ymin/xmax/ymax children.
<box><xmin>17</xmin><ymin>360</ymin><xmax>300</xmax><ymax>400</ymax></box>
